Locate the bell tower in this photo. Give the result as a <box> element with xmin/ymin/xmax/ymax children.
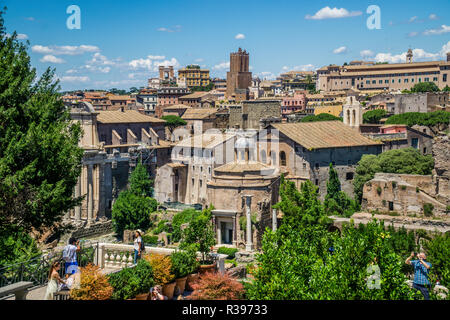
<box><xmin>406</xmin><ymin>49</ymin><xmax>413</xmax><ymax>63</ymax></box>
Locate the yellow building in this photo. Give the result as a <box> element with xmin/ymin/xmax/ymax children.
<box><xmin>178</xmin><ymin>65</ymin><xmax>210</xmax><ymax>88</ymax></box>
<box><xmin>314</xmin><ymin>105</ymin><xmax>343</xmax><ymax>117</ymax></box>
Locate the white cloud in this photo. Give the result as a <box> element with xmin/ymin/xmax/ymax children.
<box><xmin>423</xmin><ymin>24</ymin><xmax>450</xmax><ymax>36</ymax></box>
<box><xmin>235</xmin><ymin>33</ymin><xmax>245</xmax><ymax>40</ymax></box>
<box><xmin>408</xmin><ymin>31</ymin><xmax>419</xmax><ymax>37</ymax></box>
<box><xmin>213</xmin><ymin>61</ymin><xmax>230</xmax><ymax>70</ymax></box>
<box><xmin>16</xmin><ymin>33</ymin><xmax>28</xmax><ymax>40</ymax></box>
<box><xmin>305</xmin><ymin>7</ymin><xmax>362</xmax><ymax>20</ymax></box>
<box><xmin>65</xmin><ymin>69</ymin><xmax>78</xmax><ymax>74</ymax></box>
<box><xmin>360</xmin><ymin>50</ymin><xmax>374</xmax><ymax>58</ymax></box>
<box><xmin>429</xmin><ymin>14</ymin><xmax>438</xmax><ymax>20</ymax></box>
<box><xmin>60</xmin><ymin>76</ymin><xmax>90</xmax><ymax>83</ymax></box>
<box><xmin>409</xmin><ymin>16</ymin><xmax>418</xmax><ymax>23</ymax></box>
<box><xmin>24</xmin><ymin>17</ymin><xmax>35</xmax><ymax>21</ymax></box>
<box><xmin>32</xmin><ymin>45</ymin><xmax>100</xmax><ymax>56</ymax></box>
<box><xmin>157</xmin><ymin>26</ymin><xmax>181</xmax><ymax>33</ymax></box>
<box><xmin>194</xmin><ymin>58</ymin><xmax>204</xmax><ymax>63</ymax></box>
<box><xmin>40</xmin><ymin>55</ymin><xmax>65</xmax><ymax>64</ymax></box>
<box><xmin>333</xmin><ymin>46</ymin><xmax>348</xmax><ymax>54</ymax></box>
<box><xmin>129</xmin><ymin>55</ymin><xmax>179</xmax><ymax>71</ymax></box>
<box><xmin>373</xmin><ymin>46</ymin><xmax>448</xmax><ymax>64</ymax></box>
<box><xmin>288</xmin><ymin>64</ymin><xmax>316</xmax><ymax>72</ymax></box>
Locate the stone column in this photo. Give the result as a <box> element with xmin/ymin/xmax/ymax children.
<box><xmin>87</xmin><ymin>164</ymin><xmax>94</xmax><ymax>223</ymax></box>
<box><xmin>74</xmin><ymin>174</ymin><xmax>82</xmax><ymax>221</ymax></box>
<box><xmin>244</xmin><ymin>195</ymin><xmax>253</xmax><ymax>251</ymax></box>
<box><xmin>232</xmin><ymin>215</ymin><xmax>237</xmax><ymax>246</ymax></box>
<box><xmin>272</xmin><ymin>208</ymin><xmax>277</xmax><ymax>231</ymax></box>
<box><xmin>98</xmin><ymin>162</ymin><xmax>106</xmax><ymax>219</ymax></box>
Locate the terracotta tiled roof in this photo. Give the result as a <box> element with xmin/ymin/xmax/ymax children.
<box><xmin>271</xmin><ymin>121</ymin><xmax>382</xmax><ymax>150</ymax></box>
<box><xmin>109</xmin><ymin>95</ymin><xmax>133</xmax><ymax>100</ymax></box>
<box><xmin>96</xmin><ymin>110</ymin><xmax>165</xmax><ymax>124</ymax></box>
<box><xmin>181</xmin><ymin>108</ymin><xmax>218</xmax><ymax>120</ymax></box>
<box><xmin>179</xmin><ymin>92</ymin><xmax>210</xmax><ymax>99</ymax></box>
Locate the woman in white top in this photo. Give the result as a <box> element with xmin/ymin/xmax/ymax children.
<box><xmin>45</xmin><ymin>261</ymin><xmax>66</xmax><ymax>300</ymax></box>
<box><xmin>133</xmin><ymin>230</ymin><xmax>143</xmax><ymax>264</ymax></box>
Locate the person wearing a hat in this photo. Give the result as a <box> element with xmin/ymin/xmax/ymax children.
<box><xmin>134</xmin><ymin>229</ymin><xmax>143</xmax><ymax>264</ymax></box>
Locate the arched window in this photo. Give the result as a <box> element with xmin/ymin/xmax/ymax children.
<box><xmin>260</xmin><ymin>150</ymin><xmax>267</xmax><ymax>163</ymax></box>
<box><xmin>280</xmin><ymin>151</ymin><xmax>286</xmax><ymax>166</ymax></box>
<box><xmin>352</xmin><ymin>109</ymin><xmax>356</xmax><ymax>125</ymax></box>
<box><xmin>270</xmin><ymin>151</ymin><xmax>277</xmax><ymax>165</ymax></box>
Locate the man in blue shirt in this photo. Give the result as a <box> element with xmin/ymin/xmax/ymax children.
<box><xmin>406</xmin><ymin>251</ymin><xmax>432</xmax><ymax>300</ymax></box>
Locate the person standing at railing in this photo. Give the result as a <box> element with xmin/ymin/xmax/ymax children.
<box><xmin>62</xmin><ymin>238</ymin><xmax>81</xmax><ymax>275</ymax></box>
<box><xmin>45</xmin><ymin>261</ymin><xmax>66</xmax><ymax>300</ymax></box>
<box><xmin>133</xmin><ymin>230</ymin><xmax>143</xmax><ymax>264</ymax></box>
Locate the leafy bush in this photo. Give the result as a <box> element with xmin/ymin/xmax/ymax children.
<box><xmin>353</xmin><ymin>148</ymin><xmax>434</xmax><ymax>202</ymax></box>
<box><xmin>172</xmin><ymin>209</ymin><xmax>201</xmax><ymax>242</ymax></box>
<box><xmin>152</xmin><ymin>219</ymin><xmax>171</xmax><ymax>235</ymax></box>
<box><xmin>246</xmin><ymin>221</ymin><xmax>417</xmax><ymax>300</ymax></box>
<box><xmin>188</xmin><ymin>272</ymin><xmax>245</xmax><ymax>300</ymax></box>
<box><xmin>424</xmin><ymin>233</ymin><xmax>450</xmax><ymax>287</ymax></box>
<box><xmin>363</xmin><ymin>109</ymin><xmax>386</xmax><ymax>124</ymax></box>
<box><xmin>300</xmin><ymin>113</ymin><xmax>342</xmax><ymax>122</ymax></box>
<box><xmin>180</xmin><ymin>207</ymin><xmax>216</xmax><ymax>263</ymax></box>
<box><xmin>142</xmin><ymin>235</ymin><xmax>158</xmax><ymax>246</ymax></box>
<box><xmin>217</xmin><ymin>247</ymin><xmax>239</xmax><ymax>259</ymax></box>
<box><xmin>108</xmin><ymin>259</ymin><xmax>154</xmax><ymax>300</ymax></box>
<box><xmin>423</xmin><ymin>203</ymin><xmax>434</xmax><ymax>217</ymax></box>
<box><xmin>170</xmin><ymin>247</ymin><xmax>199</xmax><ymax>278</ymax></box>
<box><xmin>0</xmin><ymin>229</ymin><xmax>40</xmax><ymax>266</ymax></box>
<box><xmin>144</xmin><ymin>253</ymin><xmax>174</xmax><ymax>285</ymax></box>
<box><xmin>410</xmin><ymin>82</ymin><xmax>440</xmax><ymax>93</ymax></box>
<box><xmin>70</xmin><ymin>264</ymin><xmax>113</xmax><ymax>300</ymax></box>
<box><xmin>376</xmin><ymin>186</ymin><xmax>382</xmax><ymax>195</ymax></box>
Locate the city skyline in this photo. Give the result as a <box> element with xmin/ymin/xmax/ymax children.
<box><xmin>3</xmin><ymin>0</ymin><xmax>450</xmax><ymax>91</ymax></box>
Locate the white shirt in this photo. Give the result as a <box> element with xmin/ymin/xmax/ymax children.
<box><xmin>134</xmin><ymin>236</ymin><xmax>142</xmax><ymax>251</ymax></box>
<box><xmin>64</xmin><ymin>244</ymin><xmax>78</xmax><ymax>263</ymax></box>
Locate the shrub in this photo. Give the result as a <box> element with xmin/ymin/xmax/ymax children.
<box><xmin>401</xmin><ymin>185</ymin><xmax>407</xmax><ymax>191</ymax></box>
<box><xmin>392</xmin><ymin>181</ymin><xmax>397</xmax><ymax>189</ymax></box>
<box><xmin>180</xmin><ymin>207</ymin><xmax>216</xmax><ymax>263</ymax></box>
<box><xmin>142</xmin><ymin>234</ymin><xmax>158</xmax><ymax>245</ymax></box>
<box><xmin>170</xmin><ymin>247</ymin><xmax>199</xmax><ymax>279</ymax></box>
<box><xmin>217</xmin><ymin>247</ymin><xmax>239</xmax><ymax>259</ymax></box>
<box><xmin>424</xmin><ymin>233</ymin><xmax>450</xmax><ymax>287</ymax></box>
<box><xmin>300</xmin><ymin>113</ymin><xmax>342</xmax><ymax>122</ymax></box>
<box><xmin>376</xmin><ymin>186</ymin><xmax>382</xmax><ymax>195</ymax></box>
<box><xmin>172</xmin><ymin>209</ymin><xmax>201</xmax><ymax>242</ymax></box>
<box><xmin>423</xmin><ymin>203</ymin><xmax>434</xmax><ymax>217</ymax></box>
<box><xmin>107</xmin><ymin>259</ymin><xmax>154</xmax><ymax>300</ymax></box>
<box><xmin>153</xmin><ymin>219</ymin><xmax>171</xmax><ymax>235</ymax></box>
<box><xmin>144</xmin><ymin>253</ymin><xmax>174</xmax><ymax>285</ymax></box>
<box><xmin>70</xmin><ymin>264</ymin><xmax>113</xmax><ymax>300</ymax></box>
<box><xmin>188</xmin><ymin>272</ymin><xmax>245</xmax><ymax>300</ymax></box>
<box><xmin>416</xmin><ymin>187</ymin><xmax>420</xmax><ymax>193</ymax></box>
<box><xmin>363</xmin><ymin>109</ymin><xmax>387</xmax><ymax>124</ymax></box>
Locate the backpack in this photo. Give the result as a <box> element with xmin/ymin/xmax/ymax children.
<box><xmin>140</xmin><ymin>237</ymin><xmax>146</xmax><ymax>252</ymax></box>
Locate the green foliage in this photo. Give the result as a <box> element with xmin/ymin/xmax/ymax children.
<box><xmin>152</xmin><ymin>219</ymin><xmax>171</xmax><ymax>235</ymax></box>
<box><xmin>112</xmin><ymin>162</ymin><xmax>157</xmax><ymax>236</ymax></box>
<box><xmin>363</xmin><ymin>109</ymin><xmax>387</xmax><ymax>124</ymax></box>
<box><xmin>172</xmin><ymin>209</ymin><xmax>201</xmax><ymax>242</ymax></box>
<box><xmin>300</xmin><ymin>113</ymin><xmax>342</xmax><ymax>123</ymax></box>
<box><xmin>385</xmin><ymin>111</ymin><xmax>450</xmax><ymax>127</ymax></box>
<box><xmin>353</xmin><ymin>148</ymin><xmax>434</xmax><ymax>202</ymax></box>
<box><xmin>324</xmin><ymin>164</ymin><xmax>359</xmax><ymax>217</ymax></box>
<box><xmin>217</xmin><ymin>247</ymin><xmax>239</xmax><ymax>259</ymax></box>
<box><xmin>129</xmin><ymin>163</ymin><xmax>153</xmax><ymax>197</ymax></box>
<box><xmin>111</xmin><ymin>190</ymin><xmax>157</xmax><ymax>236</ymax></box>
<box><xmin>161</xmin><ymin>115</ymin><xmax>187</xmax><ymax>133</ymax></box>
<box><xmin>108</xmin><ymin>259</ymin><xmax>154</xmax><ymax>300</ymax></box>
<box><xmin>423</xmin><ymin>203</ymin><xmax>434</xmax><ymax>217</ymax></box>
<box><xmin>170</xmin><ymin>247</ymin><xmax>199</xmax><ymax>278</ymax></box>
<box><xmin>0</xmin><ymin>229</ymin><xmax>40</xmax><ymax>266</ymax></box>
<box><xmin>443</xmin><ymin>85</ymin><xmax>450</xmax><ymax>92</ymax></box>
<box><xmin>0</xmin><ymin>10</ymin><xmax>84</xmax><ymax>263</ymax></box>
<box><xmin>142</xmin><ymin>234</ymin><xmax>158</xmax><ymax>245</ymax></box>
<box><xmin>180</xmin><ymin>207</ymin><xmax>216</xmax><ymax>263</ymax></box>
<box><xmin>410</xmin><ymin>82</ymin><xmax>439</xmax><ymax>93</ymax></box>
<box><xmin>423</xmin><ymin>233</ymin><xmax>450</xmax><ymax>287</ymax></box>
<box><xmin>273</xmin><ymin>176</ymin><xmax>331</xmax><ymax>230</ymax></box>
<box><xmin>239</xmin><ymin>213</ymin><xmax>257</xmax><ymax>231</ymax></box>
<box><xmin>190</xmin><ymin>82</ymin><xmax>214</xmax><ymax>92</ymax></box>
<box><xmin>247</xmin><ymin>221</ymin><xmax>417</xmax><ymax>300</ymax></box>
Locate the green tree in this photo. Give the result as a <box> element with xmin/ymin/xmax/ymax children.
<box><xmin>300</xmin><ymin>113</ymin><xmax>342</xmax><ymax>122</ymax></box>
<box><xmin>112</xmin><ymin>162</ymin><xmax>157</xmax><ymax>236</ymax></box>
<box><xmin>324</xmin><ymin>164</ymin><xmax>359</xmax><ymax>217</ymax></box>
<box><xmin>363</xmin><ymin>109</ymin><xmax>387</xmax><ymax>124</ymax></box>
<box><xmin>410</xmin><ymin>82</ymin><xmax>440</xmax><ymax>93</ymax></box>
<box><xmin>180</xmin><ymin>206</ymin><xmax>216</xmax><ymax>263</ymax></box>
<box><xmin>171</xmin><ymin>208</ymin><xmax>201</xmax><ymax>242</ymax></box>
<box><xmin>353</xmin><ymin>148</ymin><xmax>434</xmax><ymax>202</ymax></box>
<box><xmin>443</xmin><ymin>85</ymin><xmax>450</xmax><ymax>92</ymax></box>
<box><xmin>385</xmin><ymin>111</ymin><xmax>450</xmax><ymax>128</ymax></box>
<box><xmin>423</xmin><ymin>233</ymin><xmax>450</xmax><ymax>288</ymax></box>
<box><xmin>273</xmin><ymin>176</ymin><xmax>330</xmax><ymax>230</ymax></box>
<box><xmin>129</xmin><ymin>163</ymin><xmax>153</xmax><ymax>197</ymax></box>
<box><xmin>161</xmin><ymin>115</ymin><xmax>187</xmax><ymax>134</ymax></box>
<box><xmin>0</xmin><ymin>9</ymin><xmax>84</xmax><ymax>264</ymax></box>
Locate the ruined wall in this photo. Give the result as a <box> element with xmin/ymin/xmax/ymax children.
<box><xmin>433</xmin><ymin>134</ymin><xmax>450</xmax><ymax>200</ymax></box>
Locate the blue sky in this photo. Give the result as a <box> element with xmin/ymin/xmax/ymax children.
<box><xmin>3</xmin><ymin>0</ymin><xmax>450</xmax><ymax>91</ymax></box>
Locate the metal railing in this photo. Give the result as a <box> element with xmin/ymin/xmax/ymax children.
<box><xmin>0</xmin><ymin>241</ymin><xmax>98</xmax><ymax>290</ymax></box>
